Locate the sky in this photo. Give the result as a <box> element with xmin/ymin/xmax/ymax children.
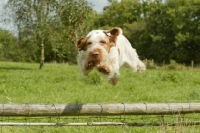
<box><xmin>87</xmin><ymin>0</ymin><xmax>110</xmax><ymax>13</ymax></box>
<box><xmin>0</xmin><ymin>0</ymin><xmax>10</xmax><ymax>31</ymax></box>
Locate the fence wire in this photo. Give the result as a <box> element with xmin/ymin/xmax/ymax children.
<box><xmin>1</xmin><ymin>102</ymin><xmax>200</xmax><ymax>133</ymax></box>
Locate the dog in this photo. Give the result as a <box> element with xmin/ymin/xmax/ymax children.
<box><xmin>76</xmin><ymin>27</ymin><xmax>146</xmax><ymax>85</ymax></box>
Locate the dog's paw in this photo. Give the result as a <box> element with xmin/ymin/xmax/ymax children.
<box><xmin>108</xmin><ymin>77</ymin><xmax>118</xmax><ymax>86</ymax></box>
<box><xmin>85</xmin><ymin>62</ymin><xmax>94</xmax><ymax>69</ymax></box>
<box><xmin>97</xmin><ymin>66</ymin><xmax>110</xmax><ymax>75</ymax></box>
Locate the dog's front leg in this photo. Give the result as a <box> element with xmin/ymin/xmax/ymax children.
<box><xmin>77</xmin><ymin>51</ymin><xmax>93</xmax><ymax>77</ymax></box>
<box><xmin>97</xmin><ymin>46</ymin><xmax>120</xmax><ymax>86</ymax></box>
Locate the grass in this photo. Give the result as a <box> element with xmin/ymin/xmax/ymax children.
<box><xmin>0</xmin><ymin>62</ymin><xmax>200</xmax><ymax>132</ymax></box>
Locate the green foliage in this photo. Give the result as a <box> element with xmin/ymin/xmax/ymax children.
<box><xmin>145</xmin><ymin>59</ymin><xmax>157</xmax><ymax>69</ymax></box>
<box><xmin>163</xmin><ymin>60</ymin><xmax>188</xmax><ymax>70</ymax></box>
<box><xmin>2</xmin><ymin>0</ymin><xmax>200</xmax><ymax>66</ymax></box>
<box><xmin>60</xmin><ymin>0</ymin><xmax>92</xmax><ymax>27</ymax></box>
<box><xmin>99</xmin><ymin>0</ymin><xmax>142</xmax><ymax>27</ymax></box>
<box><xmin>95</xmin><ymin>0</ymin><xmax>200</xmax><ymax>64</ymax></box>
<box><xmin>0</xmin><ymin>29</ymin><xmax>16</xmax><ymax>61</ymax></box>
<box><xmin>5</xmin><ymin>0</ymin><xmax>92</xmax><ymax>65</ymax></box>
<box><xmin>58</xmin><ymin>0</ymin><xmax>92</xmax><ymax>63</ymax></box>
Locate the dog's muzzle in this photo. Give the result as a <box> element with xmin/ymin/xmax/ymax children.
<box><xmin>92</xmin><ymin>51</ymin><xmax>99</xmax><ymax>58</ymax></box>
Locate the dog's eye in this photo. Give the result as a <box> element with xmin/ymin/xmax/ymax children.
<box><xmin>100</xmin><ymin>40</ymin><xmax>106</xmax><ymax>44</ymax></box>
<box><xmin>87</xmin><ymin>42</ymin><xmax>92</xmax><ymax>45</ymax></box>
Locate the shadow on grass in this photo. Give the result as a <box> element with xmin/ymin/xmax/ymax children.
<box><xmin>0</xmin><ymin>66</ymin><xmax>34</xmax><ymax>71</ymax></box>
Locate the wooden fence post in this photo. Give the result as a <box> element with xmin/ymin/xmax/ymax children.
<box><xmin>191</xmin><ymin>60</ymin><xmax>194</xmax><ymax>69</ymax></box>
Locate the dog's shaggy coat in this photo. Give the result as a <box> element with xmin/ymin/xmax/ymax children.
<box><xmin>76</xmin><ymin>27</ymin><xmax>146</xmax><ymax>85</ymax></box>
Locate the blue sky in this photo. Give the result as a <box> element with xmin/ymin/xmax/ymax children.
<box><xmin>87</xmin><ymin>0</ymin><xmax>110</xmax><ymax>13</ymax></box>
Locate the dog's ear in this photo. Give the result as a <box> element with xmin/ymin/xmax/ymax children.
<box><xmin>104</xmin><ymin>27</ymin><xmax>122</xmax><ymax>43</ymax></box>
<box><xmin>109</xmin><ymin>27</ymin><xmax>122</xmax><ymax>36</ymax></box>
<box><xmin>76</xmin><ymin>37</ymin><xmax>87</xmax><ymax>51</ymax></box>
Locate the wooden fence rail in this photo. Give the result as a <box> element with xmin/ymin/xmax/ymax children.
<box><xmin>1</xmin><ymin>121</ymin><xmax>200</xmax><ymax>127</ymax></box>
<box><xmin>1</xmin><ymin>103</ymin><xmax>200</xmax><ymax>117</ymax></box>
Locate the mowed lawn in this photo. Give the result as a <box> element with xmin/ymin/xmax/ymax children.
<box><xmin>0</xmin><ymin>62</ymin><xmax>200</xmax><ymax>132</ymax></box>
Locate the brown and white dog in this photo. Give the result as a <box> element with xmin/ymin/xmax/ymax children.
<box><xmin>76</xmin><ymin>27</ymin><xmax>146</xmax><ymax>85</ymax></box>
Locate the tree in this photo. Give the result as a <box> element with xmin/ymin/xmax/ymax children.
<box><xmin>99</xmin><ymin>0</ymin><xmax>142</xmax><ymax>28</ymax></box>
<box><xmin>0</xmin><ymin>28</ymin><xmax>16</xmax><ymax>61</ymax></box>
<box><xmin>98</xmin><ymin>0</ymin><xmax>200</xmax><ymax>64</ymax></box>
<box><xmin>167</xmin><ymin>0</ymin><xmax>200</xmax><ymax>64</ymax></box>
<box><xmin>6</xmin><ymin>0</ymin><xmax>92</xmax><ymax>68</ymax></box>
<box><xmin>59</xmin><ymin>0</ymin><xmax>92</xmax><ymax>62</ymax></box>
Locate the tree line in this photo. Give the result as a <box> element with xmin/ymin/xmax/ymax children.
<box><xmin>0</xmin><ymin>0</ymin><xmax>200</xmax><ymax>68</ymax></box>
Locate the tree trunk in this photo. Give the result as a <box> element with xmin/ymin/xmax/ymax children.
<box><xmin>39</xmin><ymin>39</ymin><xmax>44</xmax><ymax>69</ymax></box>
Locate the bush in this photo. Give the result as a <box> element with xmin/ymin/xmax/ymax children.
<box><xmin>163</xmin><ymin>60</ymin><xmax>187</xmax><ymax>70</ymax></box>
<box><xmin>146</xmin><ymin>59</ymin><xmax>158</xmax><ymax>69</ymax></box>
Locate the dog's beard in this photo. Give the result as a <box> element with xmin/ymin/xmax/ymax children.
<box><xmin>85</xmin><ymin>48</ymin><xmax>108</xmax><ymax>69</ymax></box>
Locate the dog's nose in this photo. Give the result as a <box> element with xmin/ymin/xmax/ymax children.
<box><xmin>92</xmin><ymin>52</ymin><xmax>99</xmax><ymax>58</ymax></box>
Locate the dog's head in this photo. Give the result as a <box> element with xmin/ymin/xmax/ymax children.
<box><xmin>76</xmin><ymin>27</ymin><xmax>122</xmax><ymax>51</ymax></box>
<box><xmin>76</xmin><ymin>28</ymin><xmax>122</xmax><ymax>66</ymax></box>
<box><xmin>76</xmin><ymin>27</ymin><xmax>122</xmax><ymax>66</ymax></box>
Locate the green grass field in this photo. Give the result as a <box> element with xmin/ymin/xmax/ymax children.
<box><xmin>0</xmin><ymin>62</ymin><xmax>200</xmax><ymax>132</ymax></box>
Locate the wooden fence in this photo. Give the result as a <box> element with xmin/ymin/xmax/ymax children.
<box><xmin>1</xmin><ymin>103</ymin><xmax>200</xmax><ymax>127</ymax></box>
<box><xmin>1</xmin><ymin>103</ymin><xmax>200</xmax><ymax>116</ymax></box>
